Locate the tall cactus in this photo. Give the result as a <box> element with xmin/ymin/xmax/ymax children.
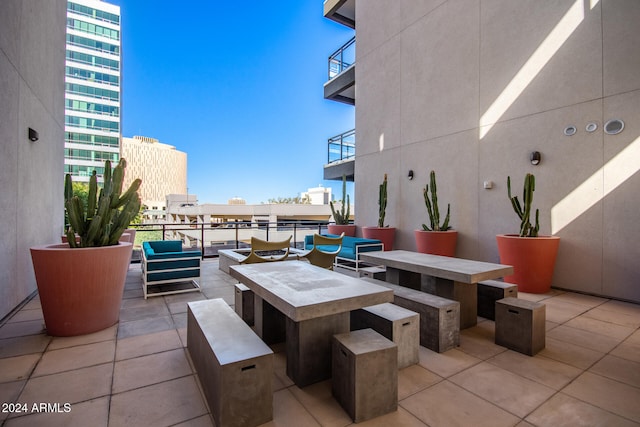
<box><xmin>507</xmin><ymin>173</ymin><xmax>539</xmax><ymax>237</ymax></box>
<box><xmin>330</xmin><ymin>174</ymin><xmax>350</xmax><ymax>225</ymax></box>
<box><xmin>378</xmin><ymin>174</ymin><xmax>388</xmax><ymax>227</ymax></box>
<box><xmin>65</xmin><ymin>159</ymin><xmax>142</xmax><ymax>247</ymax></box>
<box><xmin>422</xmin><ymin>170</ymin><xmax>451</xmax><ymax>231</ymax></box>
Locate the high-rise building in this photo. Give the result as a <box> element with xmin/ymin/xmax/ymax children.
<box><xmin>65</xmin><ymin>0</ymin><xmax>121</xmax><ymax>181</ymax></box>
<box><xmin>121</xmin><ymin>136</ymin><xmax>188</xmax><ymax>221</ymax></box>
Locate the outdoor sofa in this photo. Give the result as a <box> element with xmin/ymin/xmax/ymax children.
<box><xmin>303</xmin><ymin>234</ymin><xmax>383</xmax><ymax>271</ymax></box>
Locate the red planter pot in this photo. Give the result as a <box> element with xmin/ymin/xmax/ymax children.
<box><xmin>362</xmin><ymin>227</ymin><xmax>396</xmax><ymax>251</ymax></box>
<box><xmin>327</xmin><ymin>224</ymin><xmax>356</xmax><ymax>237</ymax></box>
<box><xmin>30</xmin><ymin>242</ymin><xmax>133</xmax><ymax>336</ymax></box>
<box><xmin>496</xmin><ymin>234</ymin><xmax>560</xmax><ymax>294</ymax></box>
<box><xmin>414</xmin><ymin>230</ymin><xmax>458</xmax><ymax>257</ymax></box>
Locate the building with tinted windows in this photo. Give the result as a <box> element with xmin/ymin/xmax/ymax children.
<box><xmin>65</xmin><ymin>0</ymin><xmax>121</xmax><ymax>181</ymax></box>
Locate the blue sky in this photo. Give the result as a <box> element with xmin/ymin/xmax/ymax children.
<box><xmin>110</xmin><ymin>0</ymin><xmax>355</xmax><ymax>204</ymax></box>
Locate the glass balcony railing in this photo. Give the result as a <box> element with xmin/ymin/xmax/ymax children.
<box><xmin>328</xmin><ymin>128</ymin><xmax>355</xmax><ymax>164</ymax></box>
<box><xmin>328</xmin><ymin>36</ymin><xmax>355</xmax><ymax>80</ymax></box>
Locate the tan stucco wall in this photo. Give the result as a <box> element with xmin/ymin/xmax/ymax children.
<box><xmin>0</xmin><ymin>0</ymin><xmax>67</xmax><ymax>319</ymax></box>
<box><xmin>355</xmin><ymin>0</ymin><xmax>640</xmax><ymax>302</ymax></box>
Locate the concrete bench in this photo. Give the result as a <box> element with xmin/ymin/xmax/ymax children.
<box><xmin>495</xmin><ymin>297</ymin><xmax>545</xmax><ymax>356</ymax></box>
<box><xmin>187</xmin><ymin>299</ymin><xmax>273</xmax><ymax>427</ymax></box>
<box><xmin>332</xmin><ymin>328</ymin><xmax>398</xmax><ymax>422</ymax></box>
<box><xmin>477</xmin><ymin>280</ymin><xmax>518</xmax><ymax>320</ymax></box>
<box><xmin>362</xmin><ymin>278</ymin><xmax>460</xmax><ymax>353</ymax></box>
<box><xmin>351</xmin><ymin>303</ymin><xmax>419</xmax><ymax>368</ymax></box>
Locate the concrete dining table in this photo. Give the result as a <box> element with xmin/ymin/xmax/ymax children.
<box><xmin>360</xmin><ymin>250</ymin><xmax>514</xmax><ymax>329</ymax></box>
<box><xmin>229</xmin><ymin>261</ymin><xmax>394</xmax><ymax>387</ymax></box>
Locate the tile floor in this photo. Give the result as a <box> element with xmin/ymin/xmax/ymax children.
<box><xmin>1</xmin><ymin>259</ymin><xmax>639</xmax><ymax>427</ymax></box>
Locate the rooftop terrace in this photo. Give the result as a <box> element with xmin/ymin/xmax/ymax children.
<box><xmin>1</xmin><ymin>259</ymin><xmax>639</xmax><ymax>426</ymax></box>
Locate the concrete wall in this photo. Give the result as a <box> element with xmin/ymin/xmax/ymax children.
<box><xmin>0</xmin><ymin>0</ymin><xmax>66</xmax><ymax>319</ymax></box>
<box><xmin>354</xmin><ymin>0</ymin><xmax>640</xmax><ymax>302</ymax></box>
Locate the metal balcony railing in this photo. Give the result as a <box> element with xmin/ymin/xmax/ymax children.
<box><xmin>123</xmin><ymin>220</ymin><xmax>332</xmax><ymax>262</ymax></box>
<box><xmin>328</xmin><ymin>36</ymin><xmax>355</xmax><ymax>80</ymax></box>
<box><xmin>327</xmin><ymin>128</ymin><xmax>355</xmax><ymax>164</ymax></box>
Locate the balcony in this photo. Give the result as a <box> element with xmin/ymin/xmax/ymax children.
<box><xmin>324</xmin><ymin>128</ymin><xmax>355</xmax><ymax>181</ymax></box>
<box><xmin>2</xmin><ymin>257</ymin><xmax>639</xmax><ymax>425</ymax></box>
<box><xmin>323</xmin><ymin>0</ymin><xmax>355</xmax><ymax>29</ymax></box>
<box><xmin>324</xmin><ymin>36</ymin><xmax>355</xmax><ymax>105</ymax></box>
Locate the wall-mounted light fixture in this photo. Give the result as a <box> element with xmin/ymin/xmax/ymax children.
<box><xmin>530</xmin><ymin>151</ymin><xmax>541</xmax><ymax>165</ymax></box>
<box><xmin>28</xmin><ymin>128</ymin><xmax>39</xmax><ymax>142</ymax></box>
<box><xmin>407</xmin><ymin>170</ymin><xmax>414</xmax><ymax>180</ymax></box>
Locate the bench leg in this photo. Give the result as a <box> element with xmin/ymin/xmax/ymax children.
<box><xmin>385</xmin><ymin>267</ymin><xmax>421</xmax><ymax>290</ymax></box>
<box><xmin>285</xmin><ymin>312</ymin><xmax>349</xmax><ymax>387</ymax></box>
<box><xmin>422</xmin><ymin>276</ymin><xmax>478</xmax><ymax>329</ymax></box>
<box><xmin>254</xmin><ymin>295</ymin><xmax>286</xmax><ymax>345</ymax></box>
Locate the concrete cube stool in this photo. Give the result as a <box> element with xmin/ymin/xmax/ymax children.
<box><xmin>495</xmin><ymin>297</ymin><xmax>545</xmax><ymax>356</ymax></box>
<box><xmin>187</xmin><ymin>299</ymin><xmax>273</xmax><ymax>427</ymax></box>
<box><xmin>351</xmin><ymin>303</ymin><xmax>419</xmax><ymax>368</ymax></box>
<box><xmin>234</xmin><ymin>283</ymin><xmax>254</xmax><ymax>326</ymax></box>
<box><xmin>477</xmin><ymin>280</ymin><xmax>518</xmax><ymax>320</ymax></box>
<box><xmin>358</xmin><ymin>266</ymin><xmax>386</xmax><ymax>280</ymax></box>
<box><xmin>332</xmin><ymin>329</ymin><xmax>398</xmax><ymax>423</ymax></box>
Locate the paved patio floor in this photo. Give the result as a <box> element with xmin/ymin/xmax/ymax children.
<box><xmin>1</xmin><ymin>259</ymin><xmax>639</xmax><ymax>426</ymax></box>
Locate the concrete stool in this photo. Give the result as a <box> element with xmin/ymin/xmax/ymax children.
<box><xmin>358</xmin><ymin>266</ymin><xmax>386</xmax><ymax>280</ymax></box>
<box><xmin>477</xmin><ymin>280</ymin><xmax>518</xmax><ymax>320</ymax></box>
<box><xmin>332</xmin><ymin>329</ymin><xmax>398</xmax><ymax>423</ymax></box>
<box><xmin>234</xmin><ymin>283</ymin><xmax>254</xmax><ymax>326</ymax></box>
<box><xmin>351</xmin><ymin>303</ymin><xmax>419</xmax><ymax>368</ymax></box>
<box><xmin>495</xmin><ymin>297</ymin><xmax>545</xmax><ymax>356</ymax></box>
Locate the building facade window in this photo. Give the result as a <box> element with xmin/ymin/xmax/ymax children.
<box><xmin>67</xmin><ymin>2</ymin><xmax>119</xmax><ymax>25</ymax></box>
<box><xmin>66</xmin><ymin>51</ymin><xmax>119</xmax><ymax>71</ymax></box>
<box><xmin>66</xmin><ymin>66</ymin><xmax>119</xmax><ymax>86</ymax></box>
<box><xmin>66</xmin><ymin>17</ymin><xmax>119</xmax><ymax>40</ymax></box>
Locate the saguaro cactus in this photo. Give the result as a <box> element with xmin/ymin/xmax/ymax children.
<box><xmin>422</xmin><ymin>170</ymin><xmax>451</xmax><ymax>231</ymax></box>
<box><xmin>378</xmin><ymin>174</ymin><xmax>388</xmax><ymax>227</ymax></box>
<box><xmin>65</xmin><ymin>159</ymin><xmax>142</xmax><ymax>247</ymax></box>
<box><xmin>507</xmin><ymin>173</ymin><xmax>539</xmax><ymax>237</ymax></box>
<box><xmin>330</xmin><ymin>175</ymin><xmax>350</xmax><ymax>225</ymax></box>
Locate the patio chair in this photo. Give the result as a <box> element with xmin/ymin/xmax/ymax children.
<box><xmin>239</xmin><ymin>236</ymin><xmax>292</xmax><ymax>264</ymax></box>
<box><xmin>300</xmin><ymin>233</ymin><xmax>344</xmax><ymax>270</ymax></box>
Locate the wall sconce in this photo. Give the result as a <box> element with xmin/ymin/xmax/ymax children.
<box><xmin>28</xmin><ymin>128</ymin><xmax>39</xmax><ymax>142</ymax></box>
<box><xmin>407</xmin><ymin>170</ymin><xmax>414</xmax><ymax>180</ymax></box>
<box><xmin>530</xmin><ymin>151</ymin><xmax>541</xmax><ymax>165</ymax></box>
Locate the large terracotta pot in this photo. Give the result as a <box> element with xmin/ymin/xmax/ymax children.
<box><xmin>327</xmin><ymin>224</ymin><xmax>356</xmax><ymax>237</ymax></box>
<box><xmin>496</xmin><ymin>234</ymin><xmax>560</xmax><ymax>294</ymax></box>
<box><xmin>414</xmin><ymin>230</ymin><xmax>458</xmax><ymax>257</ymax></box>
<box><xmin>30</xmin><ymin>242</ymin><xmax>133</xmax><ymax>336</ymax></box>
<box><xmin>362</xmin><ymin>227</ymin><xmax>396</xmax><ymax>251</ymax></box>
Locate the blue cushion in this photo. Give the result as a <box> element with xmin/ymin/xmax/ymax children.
<box><xmin>304</xmin><ymin>234</ymin><xmax>383</xmax><ymax>259</ymax></box>
<box><xmin>146</xmin><ymin>257</ymin><xmax>200</xmax><ymax>271</ymax></box>
<box><xmin>146</xmin><ymin>240</ymin><xmax>182</xmax><ymax>253</ymax></box>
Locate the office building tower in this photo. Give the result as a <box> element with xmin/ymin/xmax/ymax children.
<box><xmin>65</xmin><ymin>0</ymin><xmax>121</xmax><ymax>181</ymax></box>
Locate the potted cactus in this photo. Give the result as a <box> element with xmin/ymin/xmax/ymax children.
<box><xmin>496</xmin><ymin>173</ymin><xmax>560</xmax><ymax>293</ymax></box>
<box><xmin>414</xmin><ymin>170</ymin><xmax>457</xmax><ymax>256</ymax></box>
<box><xmin>328</xmin><ymin>175</ymin><xmax>355</xmax><ymax>237</ymax></box>
<box><xmin>362</xmin><ymin>174</ymin><xmax>395</xmax><ymax>250</ymax></box>
<box><xmin>30</xmin><ymin>159</ymin><xmax>142</xmax><ymax>336</ymax></box>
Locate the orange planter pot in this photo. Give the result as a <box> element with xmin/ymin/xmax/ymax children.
<box><xmin>327</xmin><ymin>224</ymin><xmax>356</xmax><ymax>237</ymax></box>
<box><xmin>362</xmin><ymin>227</ymin><xmax>396</xmax><ymax>251</ymax></box>
<box><xmin>414</xmin><ymin>230</ymin><xmax>458</xmax><ymax>257</ymax></box>
<box><xmin>496</xmin><ymin>234</ymin><xmax>560</xmax><ymax>294</ymax></box>
<box><xmin>30</xmin><ymin>242</ymin><xmax>132</xmax><ymax>336</ymax></box>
